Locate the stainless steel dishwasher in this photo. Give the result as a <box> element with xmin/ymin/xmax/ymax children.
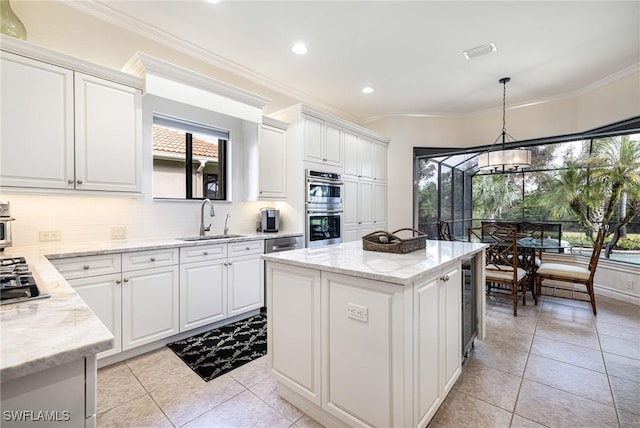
<box><xmin>264</xmin><ymin>235</ymin><xmax>304</xmax><ymax>254</ymax></box>
<box><xmin>263</xmin><ymin>236</ymin><xmax>304</xmax><ymax>310</ymax></box>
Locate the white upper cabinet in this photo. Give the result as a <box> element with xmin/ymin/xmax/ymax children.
<box><xmin>1</xmin><ymin>52</ymin><xmax>74</xmax><ymax>189</ymax></box>
<box><xmin>74</xmin><ymin>73</ymin><xmax>141</xmax><ymax>192</ymax></box>
<box><xmin>343</xmin><ymin>131</ymin><xmax>387</xmax><ymax>182</ymax></box>
<box><xmin>258</xmin><ymin>124</ymin><xmax>287</xmax><ymax>199</ymax></box>
<box><xmin>0</xmin><ymin>40</ymin><xmax>143</xmax><ymax>193</ymax></box>
<box><xmin>302</xmin><ymin>114</ymin><xmax>342</xmax><ymax>167</ymax></box>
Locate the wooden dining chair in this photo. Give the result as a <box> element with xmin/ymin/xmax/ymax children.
<box><xmin>468</xmin><ymin>225</ymin><xmax>528</xmax><ymax>316</ymax></box>
<box><xmin>535</xmin><ymin>227</ymin><xmax>607</xmax><ymax>315</ymax></box>
<box><xmin>437</xmin><ymin>221</ymin><xmax>453</xmax><ymax>241</ymax></box>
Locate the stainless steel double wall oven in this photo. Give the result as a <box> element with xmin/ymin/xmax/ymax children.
<box><xmin>305</xmin><ymin>170</ymin><xmax>343</xmax><ymax>248</ymax></box>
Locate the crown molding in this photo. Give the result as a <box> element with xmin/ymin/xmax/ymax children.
<box><xmin>63</xmin><ymin>0</ymin><xmax>361</xmax><ymax>123</ymax></box>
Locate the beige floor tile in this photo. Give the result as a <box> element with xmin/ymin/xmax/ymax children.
<box><xmin>604</xmin><ymin>352</ymin><xmax>640</xmax><ymax>383</ymax></box>
<box><xmin>509</xmin><ymin>414</ymin><xmax>547</xmax><ymax>428</ymax></box>
<box><xmin>524</xmin><ymin>354</ymin><xmax>613</xmax><ymax>405</ymax></box>
<box><xmin>97</xmin><ymin>362</ymin><xmax>146</xmax><ymax>414</ymax></box>
<box><xmin>469</xmin><ymin>330</ymin><xmax>532</xmax><ymax>377</ymax></box>
<box><xmin>126</xmin><ymin>347</ymin><xmax>194</xmax><ymax>392</ymax></box>
<box><xmin>452</xmin><ymin>359</ymin><xmax>522</xmax><ymax>412</ymax></box>
<box><xmin>618</xmin><ymin>408</ymin><xmax>640</xmax><ymax>428</ymax></box>
<box><xmin>597</xmin><ymin>296</ymin><xmax>640</xmax><ymax>319</ymax></box>
<box><xmin>596</xmin><ymin>319</ymin><xmax>640</xmax><ymax>342</ymax></box>
<box><xmin>293</xmin><ymin>414</ymin><xmax>326</xmax><ymax>427</ymax></box>
<box><xmin>530</xmin><ymin>335</ymin><xmax>605</xmax><ymax>373</ymax></box>
<box><xmin>228</xmin><ymin>354</ymin><xmax>271</xmax><ymax>388</ymax></box>
<box><xmin>427</xmin><ymin>388</ymin><xmax>512</xmax><ymax>428</ymax></box>
<box><xmin>610</xmin><ymin>375</ymin><xmax>640</xmax><ymax>415</ymax></box>
<box><xmin>96</xmin><ymin>394</ymin><xmax>173</xmax><ymax>428</ymax></box>
<box><xmin>534</xmin><ymin>317</ymin><xmax>600</xmax><ymax>350</ymax></box>
<box><xmin>485</xmin><ymin>311</ymin><xmax>538</xmax><ymax>336</ymax></box>
<box><xmin>514</xmin><ymin>379</ymin><xmax>618</xmax><ymax>428</ymax></box>
<box><xmin>150</xmin><ymin>372</ymin><xmax>246</xmax><ymax>426</ymax></box>
<box><xmin>249</xmin><ymin>376</ymin><xmax>304</xmax><ymax>422</ymax></box>
<box><xmin>539</xmin><ymin>298</ymin><xmax>595</xmax><ymax>321</ymax></box>
<box><xmin>600</xmin><ymin>334</ymin><xmax>640</xmax><ymax>360</ymax></box>
<box><xmin>182</xmin><ymin>389</ymin><xmax>292</xmax><ymax>428</ymax></box>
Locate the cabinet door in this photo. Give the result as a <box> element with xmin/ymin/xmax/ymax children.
<box><xmin>227</xmin><ymin>254</ymin><xmax>263</xmax><ymax>317</ymax></box>
<box><xmin>373</xmin><ymin>183</ymin><xmax>387</xmax><ymax>225</ymax></box>
<box><xmin>0</xmin><ymin>52</ymin><xmax>74</xmax><ymax>189</ymax></box>
<box><xmin>343</xmin><ymin>227</ymin><xmax>360</xmax><ymax>243</ymax></box>
<box><xmin>74</xmin><ymin>73</ymin><xmax>141</xmax><ymax>192</ymax></box>
<box><xmin>69</xmin><ymin>274</ymin><xmax>122</xmax><ymax>358</ymax></box>
<box><xmin>343</xmin><ymin>131</ymin><xmax>359</xmax><ymax>177</ymax></box>
<box><xmin>180</xmin><ymin>259</ymin><xmax>226</xmax><ymax>331</ymax></box>
<box><xmin>373</xmin><ymin>141</ymin><xmax>387</xmax><ymax>181</ymax></box>
<box><xmin>122</xmin><ymin>265</ymin><xmax>179</xmax><ymax>350</ymax></box>
<box><xmin>259</xmin><ymin>125</ymin><xmax>287</xmax><ymax>199</ymax></box>
<box><xmin>303</xmin><ymin>115</ymin><xmax>324</xmax><ymax>163</ymax></box>
<box><xmin>359</xmin><ymin>181</ymin><xmax>374</xmax><ymax>224</ymax></box>
<box><xmin>358</xmin><ymin>137</ymin><xmax>374</xmax><ymax>179</ymax></box>
<box><xmin>414</xmin><ymin>277</ymin><xmax>442</xmax><ymax>426</ymax></box>
<box><xmin>442</xmin><ymin>265</ymin><xmax>462</xmax><ymax>394</ymax></box>
<box><xmin>324</xmin><ymin>122</ymin><xmax>342</xmax><ymax>166</ymax></box>
<box><xmin>342</xmin><ymin>179</ymin><xmax>359</xmax><ymax>227</ymax></box>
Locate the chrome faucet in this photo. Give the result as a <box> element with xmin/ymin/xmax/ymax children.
<box><xmin>199</xmin><ymin>199</ymin><xmax>215</xmax><ymax>237</ymax></box>
<box><xmin>224</xmin><ymin>214</ymin><xmax>231</xmax><ymax>235</ymax></box>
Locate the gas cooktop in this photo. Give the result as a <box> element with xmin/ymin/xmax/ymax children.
<box><xmin>1</xmin><ymin>256</ymin><xmax>51</xmax><ymax>305</ymax></box>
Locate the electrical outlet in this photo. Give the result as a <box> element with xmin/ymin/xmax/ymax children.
<box><xmin>110</xmin><ymin>226</ymin><xmax>126</xmax><ymax>240</ymax></box>
<box><xmin>39</xmin><ymin>230</ymin><xmax>61</xmax><ymax>241</ymax></box>
<box><xmin>346</xmin><ymin>303</ymin><xmax>368</xmax><ymax>322</ymax></box>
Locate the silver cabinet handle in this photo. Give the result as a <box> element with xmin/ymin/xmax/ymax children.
<box><xmin>150</xmin><ymin>257</ymin><xmax>156</xmax><ymax>262</ymax></box>
<box><xmin>83</xmin><ymin>265</ymin><xmax>90</xmax><ymax>270</ymax></box>
<box><xmin>115</xmin><ymin>279</ymin><xmax>121</xmax><ymax>284</ymax></box>
<box><xmin>77</xmin><ymin>179</ymin><xmax>83</xmax><ymax>185</ymax></box>
<box><xmin>441</xmin><ymin>274</ymin><xmax>450</xmax><ymax>282</ymax></box>
<box><xmin>245</xmin><ymin>247</ymin><xmax>250</xmax><ymax>251</ymax></box>
<box><xmin>223</xmin><ymin>262</ymin><xmax>228</xmax><ymax>266</ymax></box>
<box><xmin>203</xmin><ymin>251</ymin><xmax>209</xmax><ymax>256</ymax></box>
<box><xmin>68</xmin><ymin>179</ymin><xmax>74</xmax><ymax>184</ymax></box>
<box><xmin>123</xmin><ymin>278</ymin><xmax>129</xmax><ymax>283</ymax></box>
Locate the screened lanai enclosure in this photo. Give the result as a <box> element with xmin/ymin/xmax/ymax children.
<box><xmin>414</xmin><ymin>119</ymin><xmax>640</xmax><ymax>266</ymax></box>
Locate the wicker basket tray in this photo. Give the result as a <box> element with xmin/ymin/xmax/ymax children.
<box><xmin>362</xmin><ymin>228</ymin><xmax>427</xmax><ymax>254</ymax></box>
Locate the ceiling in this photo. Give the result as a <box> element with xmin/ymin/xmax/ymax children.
<box><xmin>75</xmin><ymin>1</ymin><xmax>639</xmax><ymax>121</ymax></box>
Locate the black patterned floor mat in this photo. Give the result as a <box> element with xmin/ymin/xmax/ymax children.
<box><xmin>167</xmin><ymin>312</ymin><xmax>267</xmax><ymax>382</ymax></box>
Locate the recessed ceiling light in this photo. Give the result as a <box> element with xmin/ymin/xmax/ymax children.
<box><xmin>362</xmin><ymin>86</ymin><xmax>374</xmax><ymax>94</ymax></box>
<box><xmin>462</xmin><ymin>42</ymin><xmax>497</xmax><ymax>60</ymax></box>
<box><xmin>291</xmin><ymin>42</ymin><xmax>307</xmax><ymax>55</ymax></box>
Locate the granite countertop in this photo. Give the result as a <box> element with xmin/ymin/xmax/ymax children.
<box><xmin>1</xmin><ymin>231</ymin><xmax>302</xmax><ymax>382</ymax></box>
<box><xmin>263</xmin><ymin>239</ymin><xmax>487</xmax><ymax>285</ymax></box>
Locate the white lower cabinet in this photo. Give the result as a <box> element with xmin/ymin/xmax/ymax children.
<box><xmin>121</xmin><ymin>263</ymin><xmax>179</xmax><ymax>351</ymax></box>
<box><xmin>53</xmin><ymin>240</ymin><xmax>264</xmax><ymax>360</ymax></box>
<box><xmin>179</xmin><ymin>240</ymin><xmax>263</xmax><ymax>331</ymax></box>
<box><xmin>179</xmin><ymin>243</ymin><xmax>227</xmax><ymax>332</ymax></box>
<box><xmin>52</xmin><ymin>249</ymin><xmax>180</xmax><ymax>357</ymax></box>
<box><xmin>267</xmin><ymin>260</ymin><xmax>462</xmax><ymax>428</ymax></box>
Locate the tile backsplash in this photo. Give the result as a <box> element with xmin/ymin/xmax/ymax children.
<box><xmin>2</xmin><ymin>194</ymin><xmax>294</xmax><ymax>247</ymax></box>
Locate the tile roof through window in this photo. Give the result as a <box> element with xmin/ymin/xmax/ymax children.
<box><xmin>153</xmin><ymin>126</ymin><xmax>219</xmax><ymax>158</ymax></box>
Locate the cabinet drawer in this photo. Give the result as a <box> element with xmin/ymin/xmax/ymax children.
<box><xmin>122</xmin><ymin>248</ymin><xmax>178</xmax><ymax>271</ymax></box>
<box><xmin>51</xmin><ymin>254</ymin><xmax>121</xmax><ymax>280</ymax></box>
<box><xmin>228</xmin><ymin>239</ymin><xmax>264</xmax><ymax>257</ymax></box>
<box><xmin>180</xmin><ymin>243</ymin><xmax>227</xmax><ymax>263</ymax></box>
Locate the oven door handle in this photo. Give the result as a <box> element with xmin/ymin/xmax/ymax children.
<box><xmin>307</xmin><ymin>209</ymin><xmax>343</xmax><ymax>214</ymax></box>
<box><xmin>307</xmin><ymin>178</ymin><xmax>344</xmax><ymax>186</ymax></box>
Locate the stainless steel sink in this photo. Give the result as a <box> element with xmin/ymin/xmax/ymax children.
<box><xmin>178</xmin><ymin>234</ymin><xmax>245</xmax><ymax>241</ymax></box>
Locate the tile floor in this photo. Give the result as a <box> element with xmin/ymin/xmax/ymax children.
<box><xmin>97</xmin><ymin>294</ymin><xmax>639</xmax><ymax>427</ymax></box>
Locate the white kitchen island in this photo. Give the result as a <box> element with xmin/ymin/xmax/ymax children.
<box><xmin>263</xmin><ymin>239</ymin><xmax>487</xmax><ymax>428</ymax></box>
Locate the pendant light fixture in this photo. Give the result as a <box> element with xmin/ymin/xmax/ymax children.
<box><xmin>477</xmin><ymin>77</ymin><xmax>531</xmax><ymax>172</ymax></box>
